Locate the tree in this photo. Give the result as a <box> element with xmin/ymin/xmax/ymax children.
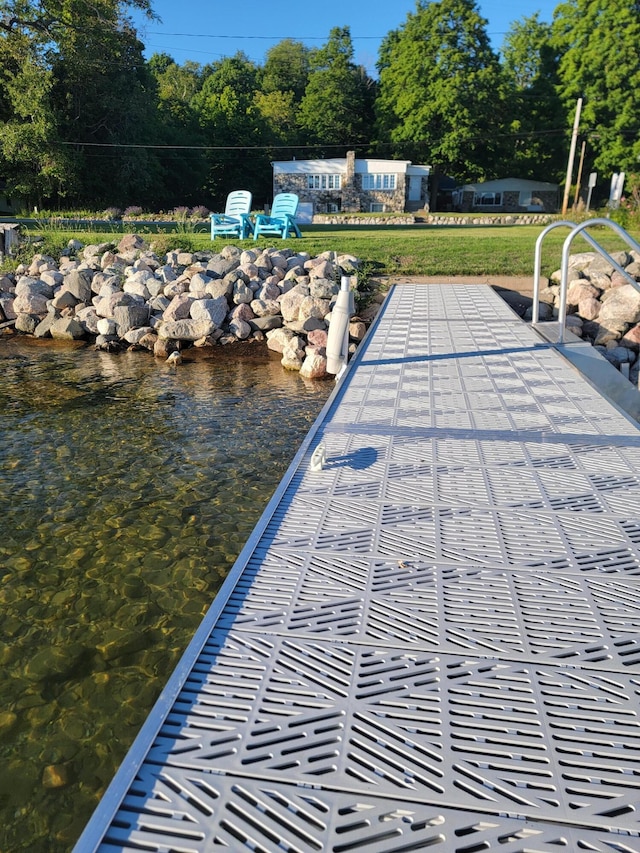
<box><xmin>298</xmin><ymin>26</ymin><xmax>376</xmax><ymax>152</ymax></box>
<box><xmin>0</xmin><ymin>25</ymin><xmax>72</xmax><ymax>206</ymax></box>
<box><xmin>191</xmin><ymin>53</ymin><xmax>272</xmax><ymax>205</ymax></box>
<box><xmin>551</xmin><ymin>0</ymin><xmax>640</xmax><ymax>175</ymax></box>
<box><xmin>375</xmin><ymin>0</ymin><xmax>508</xmax><ymax>182</ymax></box>
<box><xmin>147</xmin><ymin>54</ymin><xmax>209</xmax><ymax>208</ymax></box>
<box><xmin>0</xmin><ymin>0</ymin><xmax>158</xmax><ymax>207</ymax></box>
<box><xmin>262</xmin><ymin>39</ymin><xmax>310</xmax><ymax>105</ymax></box>
<box><xmin>501</xmin><ymin>14</ymin><xmax>566</xmax><ymax>180</ymax></box>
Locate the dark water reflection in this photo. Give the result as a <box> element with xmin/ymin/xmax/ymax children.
<box><xmin>0</xmin><ymin>337</ymin><xmax>332</xmax><ymax>851</ymax></box>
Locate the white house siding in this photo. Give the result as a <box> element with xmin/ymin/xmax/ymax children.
<box><xmin>272</xmin><ymin>152</ymin><xmax>430</xmax><ymax>214</ymax></box>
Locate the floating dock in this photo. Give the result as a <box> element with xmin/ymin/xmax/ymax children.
<box><xmin>76</xmin><ymin>283</ymin><xmax>640</xmax><ymax>852</ymax></box>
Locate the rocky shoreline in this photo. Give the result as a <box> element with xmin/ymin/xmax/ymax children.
<box><xmin>536</xmin><ymin>248</ymin><xmax>640</xmax><ymax>385</ymax></box>
<box><xmin>0</xmin><ymin>235</ymin><xmax>381</xmax><ymax>379</ymax></box>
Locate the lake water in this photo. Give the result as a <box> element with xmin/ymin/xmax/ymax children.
<box><xmin>0</xmin><ymin>336</ymin><xmax>332</xmax><ymax>851</ymax></box>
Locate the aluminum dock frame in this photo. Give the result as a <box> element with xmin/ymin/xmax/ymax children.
<box><xmin>76</xmin><ymin>283</ymin><xmax>640</xmax><ymax>852</ymax></box>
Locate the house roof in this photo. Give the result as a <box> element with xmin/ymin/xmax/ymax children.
<box><xmin>273</xmin><ymin>158</ymin><xmax>430</xmax><ymax>176</ymax></box>
<box><xmin>458</xmin><ymin>178</ymin><xmax>558</xmax><ymax>192</ymax></box>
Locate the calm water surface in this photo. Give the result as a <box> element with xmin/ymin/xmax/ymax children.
<box><xmin>0</xmin><ymin>336</ymin><xmax>332</xmax><ymax>851</ymax></box>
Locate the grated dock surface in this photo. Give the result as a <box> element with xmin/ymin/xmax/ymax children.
<box><xmin>76</xmin><ymin>284</ymin><xmax>640</xmax><ymax>852</ymax></box>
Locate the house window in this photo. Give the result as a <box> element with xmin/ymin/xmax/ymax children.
<box><xmin>519</xmin><ymin>191</ymin><xmax>543</xmax><ymax>209</ymax></box>
<box><xmin>362</xmin><ymin>174</ymin><xmax>397</xmax><ymax>191</ymax></box>
<box><xmin>327</xmin><ymin>202</ymin><xmax>341</xmax><ymax>213</ymax></box>
<box><xmin>473</xmin><ymin>192</ymin><xmax>502</xmax><ymax>206</ymax></box>
<box><xmin>370</xmin><ymin>203</ymin><xmax>386</xmax><ymax>212</ymax></box>
<box><xmin>307</xmin><ymin>174</ymin><xmax>342</xmax><ymax>190</ymax></box>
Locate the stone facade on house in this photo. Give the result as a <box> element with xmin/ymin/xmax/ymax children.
<box><xmin>272</xmin><ymin>151</ymin><xmax>431</xmax><ymax>215</ymax></box>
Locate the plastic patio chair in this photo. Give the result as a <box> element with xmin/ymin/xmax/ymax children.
<box><xmin>253</xmin><ymin>193</ymin><xmax>301</xmax><ymax>240</ymax></box>
<box><xmin>210</xmin><ymin>190</ymin><xmax>253</xmax><ymax>240</ymax></box>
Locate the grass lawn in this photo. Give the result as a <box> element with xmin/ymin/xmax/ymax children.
<box><xmin>10</xmin><ymin>220</ymin><xmax>640</xmax><ymax>280</ymax></box>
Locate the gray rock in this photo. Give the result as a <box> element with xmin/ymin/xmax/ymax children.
<box><xmin>0</xmin><ymin>295</ymin><xmax>16</xmax><ymax>320</ymax></box>
<box><xmin>232</xmin><ymin>281</ymin><xmax>253</xmax><ymax>305</ymax></box>
<box><xmin>75</xmin><ymin>307</ymin><xmax>100</xmax><ymax>334</ymax></box>
<box><xmin>299</xmin><ymin>296</ymin><xmax>330</xmax><ymax>323</ymax></box>
<box><xmin>229</xmin><ymin>318</ymin><xmax>252</xmax><ymax>339</ymax></box>
<box><xmin>251</xmin><ymin>298</ymin><xmax>281</xmax><ymax>317</ymax></box>
<box><xmin>206</xmin><ymin>278</ymin><xmax>233</xmax><ymax>300</ymax></box>
<box><xmin>50</xmin><ymin>317</ymin><xmax>85</xmax><ymax>340</ymax></box>
<box><xmin>280</xmin><ymin>284</ymin><xmax>309</xmax><ymax>323</ymax></box>
<box><xmin>207</xmin><ymin>256</ymin><xmax>239</xmax><ymax>278</ymax></box>
<box><xmin>163</xmin><ymin>293</ymin><xmax>194</xmax><ymax>321</ymax></box>
<box><xmin>114</xmin><ymin>303</ymin><xmax>150</xmax><ymax>336</ymax></box>
<box><xmin>598</xmin><ymin>284</ymin><xmax>640</xmax><ymax>324</ymax></box>
<box><xmin>310</xmin><ymin>278</ymin><xmax>339</xmax><ymax>299</ymax></box>
<box><xmin>266</xmin><ymin>327</ymin><xmax>296</xmax><ymax>353</ymax></box>
<box><xmin>15</xmin><ymin>276</ymin><xmax>54</xmax><ymax>298</ymax></box>
<box><xmin>51</xmin><ymin>290</ymin><xmax>79</xmax><ymax>310</ymax></box>
<box><xmin>123</xmin><ymin>326</ymin><xmax>154</xmax><ymax>344</ymax></box>
<box><xmin>64</xmin><ymin>269</ymin><xmax>94</xmax><ymax>302</ymax></box>
<box><xmin>190</xmin><ymin>297</ymin><xmax>228</xmax><ymax>327</ymax></box>
<box><xmin>148</xmin><ymin>295</ymin><xmax>171</xmax><ymax>314</ymax></box>
<box><xmin>96</xmin><ymin>318</ymin><xmax>117</xmax><ymax>336</ymax></box>
<box><xmin>13</xmin><ymin>291</ymin><xmax>49</xmax><ymax>315</ymax></box>
<box><xmin>249</xmin><ymin>315</ymin><xmax>283</xmax><ymax>332</ymax></box>
<box><xmin>158</xmin><ymin>318</ymin><xmax>216</xmax><ymax>341</ymax></box>
<box><xmin>189</xmin><ymin>273</ymin><xmax>211</xmax><ymax>297</ymax></box>
<box><xmin>34</xmin><ymin>314</ymin><xmax>56</xmax><ymax>338</ymax></box>
<box><xmin>14</xmin><ymin>313</ymin><xmax>39</xmax><ymax>333</ymax></box>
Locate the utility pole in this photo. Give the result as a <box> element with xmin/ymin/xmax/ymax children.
<box><xmin>562</xmin><ymin>97</ymin><xmax>582</xmax><ymax>216</ymax></box>
<box><xmin>573</xmin><ymin>139</ymin><xmax>586</xmax><ymax>210</ymax></box>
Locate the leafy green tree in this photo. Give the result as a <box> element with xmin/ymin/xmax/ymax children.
<box><xmin>146</xmin><ymin>54</ymin><xmax>209</xmax><ymax>209</ymax></box>
<box><xmin>298</xmin><ymin>26</ymin><xmax>376</xmax><ymax>152</ymax></box>
<box><xmin>551</xmin><ymin>0</ymin><xmax>640</xmax><ymax>175</ymax></box>
<box><xmin>501</xmin><ymin>14</ymin><xmax>565</xmax><ymax>180</ymax></box>
<box><xmin>262</xmin><ymin>39</ymin><xmax>310</xmax><ymax>104</ymax></box>
<box><xmin>192</xmin><ymin>53</ymin><xmax>272</xmax><ymax>205</ymax></box>
<box><xmin>375</xmin><ymin>0</ymin><xmax>508</xmax><ymax>182</ymax></box>
<box><xmin>0</xmin><ymin>0</ymin><xmax>158</xmax><ymax>207</ymax></box>
<box><xmin>0</xmin><ymin>25</ymin><xmax>71</xmax><ymax>206</ymax></box>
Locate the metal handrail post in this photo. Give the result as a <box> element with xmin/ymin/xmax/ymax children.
<box><xmin>558</xmin><ymin>217</ymin><xmax>640</xmax><ymax>343</ymax></box>
<box><xmin>533</xmin><ymin>220</ymin><xmax>575</xmax><ymax>323</ymax></box>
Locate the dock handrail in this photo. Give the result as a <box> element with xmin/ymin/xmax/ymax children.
<box><xmin>533</xmin><ymin>217</ymin><xmax>640</xmax><ymax>340</ymax></box>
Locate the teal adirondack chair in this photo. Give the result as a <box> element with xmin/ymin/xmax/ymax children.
<box><xmin>253</xmin><ymin>193</ymin><xmax>302</xmax><ymax>240</ymax></box>
<box><xmin>210</xmin><ymin>190</ymin><xmax>253</xmax><ymax>240</ymax></box>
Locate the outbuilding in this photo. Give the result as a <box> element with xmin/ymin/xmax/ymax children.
<box><xmin>452</xmin><ymin>178</ymin><xmax>559</xmax><ymax>213</ymax></box>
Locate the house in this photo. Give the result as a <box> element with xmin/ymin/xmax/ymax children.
<box><xmin>452</xmin><ymin>178</ymin><xmax>559</xmax><ymax>214</ymax></box>
<box><xmin>272</xmin><ymin>151</ymin><xmax>431</xmax><ymax>216</ymax></box>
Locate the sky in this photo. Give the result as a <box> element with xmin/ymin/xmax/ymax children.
<box><xmin>131</xmin><ymin>0</ymin><xmax>561</xmax><ymax>76</ymax></box>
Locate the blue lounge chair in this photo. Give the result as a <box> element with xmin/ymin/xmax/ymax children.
<box><xmin>210</xmin><ymin>190</ymin><xmax>253</xmax><ymax>240</ymax></box>
<box><xmin>253</xmin><ymin>193</ymin><xmax>301</xmax><ymax>240</ymax></box>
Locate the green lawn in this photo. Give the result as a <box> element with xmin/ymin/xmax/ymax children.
<box><xmin>11</xmin><ymin>220</ymin><xmax>639</xmax><ymax>280</ymax></box>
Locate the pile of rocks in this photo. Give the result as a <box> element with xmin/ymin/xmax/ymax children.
<box><xmin>0</xmin><ymin>235</ymin><xmax>380</xmax><ymax>380</ymax></box>
<box><xmin>536</xmin><ymin>248</ymin><xmax>640</xmax><ymax>383</ymax></box>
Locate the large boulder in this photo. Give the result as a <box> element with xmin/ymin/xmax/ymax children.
<box><xmin>64</xmin><ymin>269</ymin><xmax>93</xmax><ymax>302</ymax></box>
<box><xmin>190</xmin><ymin>296</ymin><xmax>228</xmax><ymax>327</ymax></box>
<box><xmin>50</xmin><ymin>317</ymin><xmax>85</xmax><ymax>340</ymax></box>
<box><xmin>114</xmin><ymin>303</ymin><xmax>150</xmax><ymax>336</ymax></box>
<box><xmin>266</xmin><ymin>327</ymin><xmax>296</xmax><ymax>353</ymax></box>
<box><xmin>279</xmin><ymin>284</ymin><xmax>309</xmax><ymax>323</ymax></box>
<box><xmin>158</xmin><ymin>318</ymin><xmax>216</xmax><ymax>341</ymax></box>
<box><xmin>163</xmin><ymin>293</ymin><xmax>194</xmax><ymax>321</ymax></box>
<box><xmin>598</xmin><ymin>284</ymin><xmax>640</xmax><ymax>324</ymax></box>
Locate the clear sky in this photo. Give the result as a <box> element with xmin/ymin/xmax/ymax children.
<box><xmin>131</xmin><ymin>0</ymin><xmax>561</xmax><ymax>76</ymax></box>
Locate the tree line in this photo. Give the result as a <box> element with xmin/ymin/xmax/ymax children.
<box><xmin>1</xmin><ymin>0</ymin><xmax>638</xmax><ymax>212</ymax></box>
